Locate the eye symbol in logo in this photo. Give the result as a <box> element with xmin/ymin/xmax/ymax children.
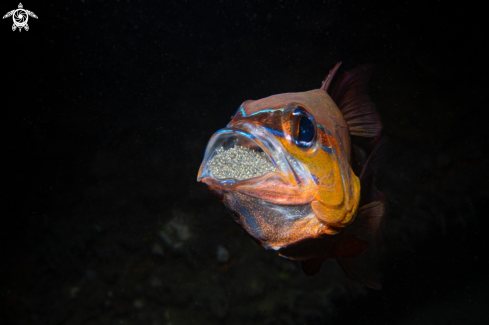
<box><xmin>3</xmin><ymin>3</ymin><xmax>38</xmax><ymax>32</ymax></box>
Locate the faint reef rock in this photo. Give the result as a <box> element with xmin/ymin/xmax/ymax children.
<box><xmin>158</xmin><ymin>210</ymin><xmax>192</xmax><ymax>250</ymax></box>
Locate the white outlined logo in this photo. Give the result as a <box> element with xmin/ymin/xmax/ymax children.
<box><xmin>3</xmin><ymin>3</ymin><xmax>37</xmax><ymax>32</ymax></box>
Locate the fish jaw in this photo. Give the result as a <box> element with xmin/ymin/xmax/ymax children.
<box><xmin>223</xmin><ymin>192</ymin><xmax>338</xmax><ymax>251</ymax></box>
<box><xmin>197</xmin><ymin>122</ymin><xmax>317</xmax><ymax>205</ymax></box>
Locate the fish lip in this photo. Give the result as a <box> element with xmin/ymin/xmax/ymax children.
<box><xmin>197</xmin><ymin>122</ymin><xmax>299</xmax><ymax>190</ymax></box>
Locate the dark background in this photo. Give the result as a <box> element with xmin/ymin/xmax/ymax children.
<box><xmin>2</xmin><ymin>0</ymin><xmax>488</xmax><ymax>324</ymax></box>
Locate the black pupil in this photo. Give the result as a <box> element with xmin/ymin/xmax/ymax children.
<box><xmin>298</xmin><ymin>115</ymin><xmax>314</xmax><ymax>143</ymax></box>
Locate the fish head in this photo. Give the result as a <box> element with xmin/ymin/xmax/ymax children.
<box><xmin>197</xmin><ymin>89</ymin><xmax>360</xmax><ymax>254</ymax></box>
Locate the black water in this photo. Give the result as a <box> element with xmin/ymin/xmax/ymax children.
<box><xmin>2</xmin><ymin>1</ymin><xmax>488</xmax><ymax>324</ymax></box>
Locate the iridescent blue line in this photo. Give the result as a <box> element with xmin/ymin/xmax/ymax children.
<box><xmin>321</xmin><ymin>145</ymin><xmax>332</xmax><ymax>154</ymax></box>
<box><xmin>264</xmin><ymin>127</ymin><xmax>284</xmax><ymax>138</ymax></box>
<box><xmin>216</xmin><ymin>129</ymin><xmax>233</xmax><ymax>134</ymax></box>
<box><xmin>249</xmin><ymin>108</ymin><xmax>283</xmax><ymax>116</ymax></box>
<box><xmin>220</xmin><ymin>180</ymin><xmax>236</xmax><ymax>184</ymax></box>
<box><xmin>235</xmin><ymin>130</ymin><xmax>255</xmax><ymax>139</ymax></box>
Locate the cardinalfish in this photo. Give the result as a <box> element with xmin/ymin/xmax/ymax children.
<box><xmin>197</xmin><ymin>63</ymin><xmax>387</xmax><ymax>289</ymax></box>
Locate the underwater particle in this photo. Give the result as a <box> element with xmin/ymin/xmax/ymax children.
<box><xmin>149</xmin><ymin>276</ymin><xmax>162</xmax><ymax>287</ymax></box>
<box><xmin>93</xmin><ymin>224</ymin><xmax>103</xmax><ymax>233</ymax></box>
<box><xmin>70</xmin><ymin>287</ymin><xmax>80</xmax><ymax>299</ymax></box>
<box><xmin>151</xmin><ymin>243</ymin><xmax>164</xmax><ymax>257</ymax></box>
<box><xmin>277</xmin><ymin>271</ymin><xmax>291</xmax><ymax>280</ymax></box>
<box><xmin>133</xmin><ymin>299</ymin><xmax>144</xmax><ymax>309</ymax></box>
<box><xmin>207</xmin><ymin>146</ymin><xmax>275</xmax><ymax>180</ymax></box>
<box><xmin>437</xmin><ymin>153</ymin><xmax>451</xmax><ymax>167</ymax></box>
<box><xmin>85</xmin><ymin>270</ymin><xmax>95</xmax><ymax>280</ymax></box>
<box><xmin>217</xmin><ymin>245</ymin><xmax>229</xmax><ymax>263</ymax></box>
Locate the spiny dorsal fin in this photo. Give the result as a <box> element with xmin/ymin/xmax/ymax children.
<box><xmin>330</xmin><ymin>64</ymin><xmax>382</xmax><ymax>137</ymax></box>
<box><xmin>320</xmin><ymin>62</ymin><xmax>342</xmax><ymax>92</ymax></box>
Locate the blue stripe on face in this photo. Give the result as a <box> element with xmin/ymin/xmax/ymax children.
<box><xmin>235</xmin><ymin>130</ymin><xmax>256</xmax><ymax>139</ymax></box>
<box><xmin>216</xmin><ymin>129</ymin><xmax>234</xmax><ymax>134</ymax></box>
<box><xmin>249</xmin><ymin>108</ymin><xmax>284</xmax><ymax>116</ymax></box>
<box><xmin>317</xmin><ymin>123</ymin><xmax>332</xmax><ymax>136</ymax></box>
<box><xmin>321</xmin><ymin>145</ymin><xmax>332</xmax><ymax>154</ymax></box>
<box><xmin>232</xmin><ymin>106</ymin><xmax>247</xmax><ymax>118</ymax></box>
<box><xmin>264</xmin><ymin>127</ymin><xmax>284</xmax><ymax>138</ymax></box>
<box><xmin>317</xmin><ymin>123</ymin><xmax>332</xmax><ymax>153</ymax></box>
<box><xmin>311</xmin><ymin>174</ymin><xmax>319</xmax><ymax>185</ymax></box>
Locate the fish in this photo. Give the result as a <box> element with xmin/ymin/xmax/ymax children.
<box><xmin>197</xmin><ymin>62</ymin><xmax>387</xmax><ymax>289</ymax></box>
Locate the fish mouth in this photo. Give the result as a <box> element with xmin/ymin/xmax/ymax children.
<box><xmin>197</xmin><ymin>122</ymin><xmax>316</xmax><ymax>205</ymax></box>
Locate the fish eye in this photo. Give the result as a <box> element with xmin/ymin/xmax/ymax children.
<box><xmin>292</xmin><ymin>106</ymin><xmax>316</xmax><ymax>148</ymax></box>
<box><xmin>298</xmin><ymin>116</ymin><xmax>314</xmax><ymax>143</ymax></box>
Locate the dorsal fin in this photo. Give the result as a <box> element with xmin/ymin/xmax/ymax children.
<box><xmin>330</xmin><ymin>64</ymin><xmax>382</xmax><ymax>137</ymax></box>
<box><xmin>320</xmin><ymin>62</ymin><xmax>342</xmax><ymax>92</ymax></box>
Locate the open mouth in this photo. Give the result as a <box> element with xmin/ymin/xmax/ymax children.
<box><xmin>197</xmin><ymin>123</ymin><xmax>283</xmax><ymax>184</ymax></box>
<box><xmin>197</xmin><ymin>122</ymin><xmax>316</xmax><ymax>205</ymax></box>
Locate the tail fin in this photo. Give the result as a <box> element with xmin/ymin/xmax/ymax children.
<box><xmin>330</xmin><ymin>64</ymin><xmax>382</xmax><ymax>138</ymax></box>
